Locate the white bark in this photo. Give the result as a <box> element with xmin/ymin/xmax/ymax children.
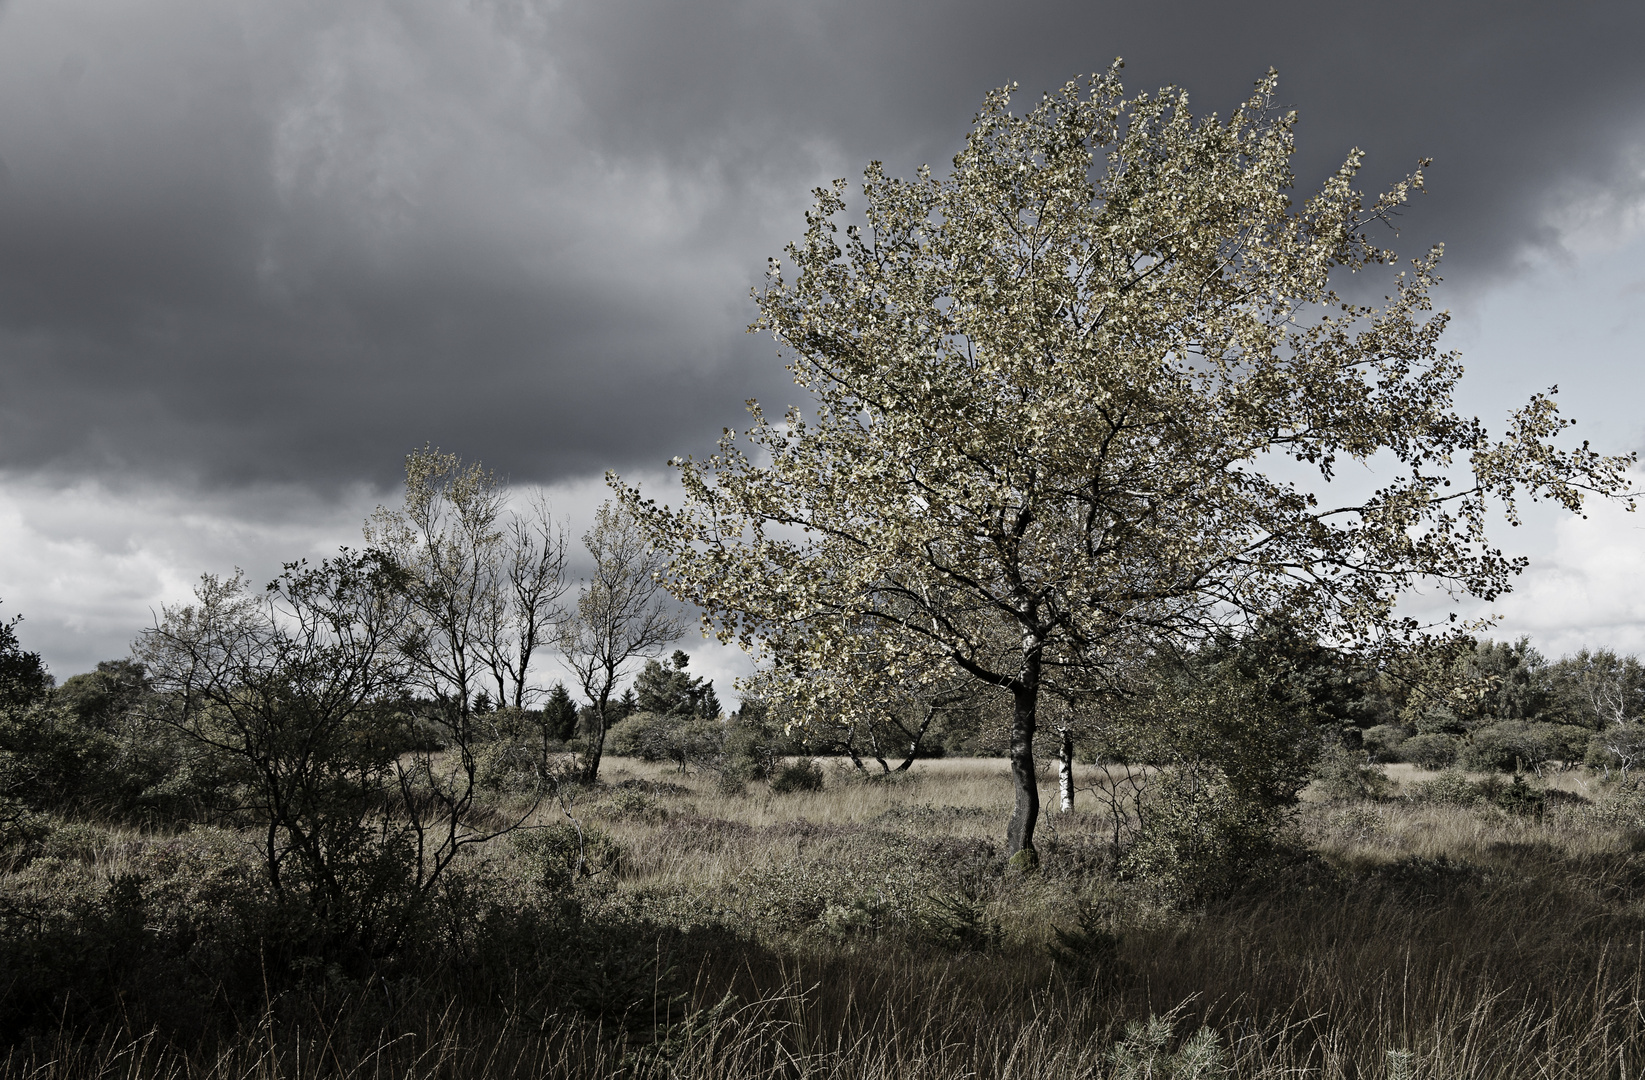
<box><xmin>1058</xmin><ymin>726</ymin><xmax>1075</xmax><ymax>812</ymax></box>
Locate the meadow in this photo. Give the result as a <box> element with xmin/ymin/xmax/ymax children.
<box><xmin>6</xmin><ymin>754</ymin><xmax>1645</xmax><ymax>1079</ymax></box>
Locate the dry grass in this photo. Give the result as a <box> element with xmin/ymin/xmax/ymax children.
<box><xmin>10</xmin><ymin>756</ymin><xmax>1645</xmax><ymax>1078</ymax></box>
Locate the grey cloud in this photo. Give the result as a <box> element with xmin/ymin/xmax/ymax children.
<box><xmin>0</xmin><ymin>0</ymin><xmax>1642</xmax><ymax>498</ymax></box>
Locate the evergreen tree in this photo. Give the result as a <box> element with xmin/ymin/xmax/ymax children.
<box><xmin>542</xmin><ymin>682</ymin><xmax>578</xmax><ymax>742</ymax></box>
<box><xmin>635</xmin><ymin>650</ymin><xmax>721</xmax><ymax>719</ymax></box>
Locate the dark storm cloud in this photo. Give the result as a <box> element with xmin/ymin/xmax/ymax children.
<box><xmin>0</xmin><ymin>0</ymin><xmax>1641</xmax><ymax>493</ymax></box>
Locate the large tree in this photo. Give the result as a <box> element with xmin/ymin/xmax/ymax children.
<box><xmin>620</xmin><ymin>67</ymin><xmax>1635</xmax><ymax>858</ymax></box>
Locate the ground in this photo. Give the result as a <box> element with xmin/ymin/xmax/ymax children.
<box><xmin>6</xmin><ymin>756</ymin><xmax>1645</xmax><ymax>1078</ymax></box>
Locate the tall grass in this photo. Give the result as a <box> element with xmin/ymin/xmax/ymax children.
<box><xmin>8</xmin><ymin>758</ymin><xmax>1645</xmax><ymax>1078</ymax></box>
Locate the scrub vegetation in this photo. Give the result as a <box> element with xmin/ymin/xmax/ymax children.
<box><xmin>5</xmin><ymin>64</ymin><xmax>1644</xmax><ymax>1079</ymax></box>
<box><xmin>8</xmin><ymin>734</ymin><xmax>1645</xmax><ymax>1079</ymax></box>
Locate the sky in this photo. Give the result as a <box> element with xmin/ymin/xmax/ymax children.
<box><xmin>2</xmin><ymin>0</ymin><xmax>1644</xmax><ymax>695</ymax></box>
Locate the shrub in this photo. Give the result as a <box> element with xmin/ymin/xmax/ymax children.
<box><xmin>1362</xmin><ymin>723</ymin><xmax>1410</xmax><ymax>763</ymax></box>
<box><xmin>1459</xmin><ymin>721</ymin><xmax>1591</xmax><ymax>773</ymax></box>
<box><xmin>1048</xmin><ymin>898</ymin><xmax>1127</xmax><ymax>984</ymax></box>
<box><xmin>607</xmin><ymin>712</ymin><xmax>726</xmax><ymax>772</ymax></box>
<box><xmin>1312</xmin><ymin>743</ymin><xmax>1393</xmax><ymax>801</ymax></box>
<box><xmin>914</xmin><ymin>891</ymin><xmax>1001</xmax><ymax>951</ymax></box>
<box><xmin>1586</xmin><ymin>724</ymin><xmax>1645</xmax><ymax>775</ymax></box>
<box><xmin>1400</xmin><ymin>732</ymin><xmax>1459</xmax><ymax>770</ymax></box>
<box><xmin>1411</xmin><ymin>769</ymin><xmax>1480</xmax><ymax>806</ymax></box>
<box><xmin>1107</xmin><ymin>1009</ymin><xmax>1227</xmax><ymax>1080</ymax></box>
<box><xmin>769</xmin><ymin>758</ymin><xmax>825</xmax><ymax>793</ymax></box>
<box><xmin>1493</xmin><ymin>775</ymin><xmax>1545</xmax><ymax>816</ymax></box>
<box><xmin>509</xmin><ymin>821</ymin><xmax>623</xmax><ymax>893</ymax></box>
<box><xmin>1121</xmin><ymin>765</ymin><xmax>1293</xmax><ymax>903</ymax></box>
<box><xmin>475</xmin><ymin>708</ymin><xmax>570</xmax><ymax>794</ymax></box>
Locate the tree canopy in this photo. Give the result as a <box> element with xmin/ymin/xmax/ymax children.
<box><xmin>624</xmin><ymin>66</ymin><xmax>1634</xmax><ymax>856</ymax></box>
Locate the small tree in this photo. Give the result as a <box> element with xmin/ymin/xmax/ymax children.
<box><xmin>542</xmin><ymin>681</ymin><xmax>579</xmax><ymax>742</ymax></box>
<box><xmin>635</xmin><ymin>650</ymin><xmax>721</xmax><ymax>720</ymax></box>
<box><xmin>559</xmin><ymin>501</ymin><xmax>683</xmax><ymax>782</ymax></box>
<box><xmin>0</xmin><ymin>604</ymin><xmax>56</xmax><ymax>847</ymax></box>
<box><xmin>366</xmin><ymin>446</ymin><xmax>570</xmax><ymax>718</ymax></box>
<box><xmin>137</xmin><ymin>555</ymin><xmax>526</xmax><ymax>956</ymax></box>
<box><xmin>622</xmin><ymin>67</ymin><xmax>1634</xmax><ymax>857</ymax></box>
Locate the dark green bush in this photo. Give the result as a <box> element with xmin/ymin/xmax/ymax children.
<box><xmin>1312</xmin><ymin>743</ymin><xmax>1393</xmax><ymax>801</ymax></box>
<box><xmin>1362</xmin><ymin>723</ymin><xmax>1410</xmax><ymax>763</ymax></box>
<box><xmin>1459</xmin><ymin>721</ymin><xmax>1591</xmax><ymax>773</ymax></box>
<box><xmin>1121</xmin><ymin>765</ymin><xmax>1295</xmax><ymax>903</ymax></box>
<box><xmin>1586</xmin><ymin>724</ymin><xmax>1645</xmax><ymax>774</ymax></box>
<box><xmin>1410</xmin><ymin>769</ymin><xmax>1482</xmax><ymax>806</ymax></box>
<box><xmin>769</xmin><ymin>758</ymin><xmax>825</xmax><ymax>793</ymax></box>
<box><xmin>509</xmin><ymin>821</ymin><xmax>623</xmax><ymax>892</ymax></box>
<box><xmin>1400</xmin><ymin>732</ymin><xmax>1459</xmax><ymax>770</ymax></box>
<box><xmin>607</xmin><ymin>711</ymin><xmax>726</xmax><ymax>773</ymax></box>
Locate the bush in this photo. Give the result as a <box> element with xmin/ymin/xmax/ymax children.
<box><xmin>769</xmin><ymin>758</ymin><xmax>825</xmax><ymax>793</ymax></box>
<box><xmin>1312</xmin><ymin>743</ymin><xmax>1393</xmax><ymax>801</ymax></box>
<box><xmin>1362</xmin><ymin>724</ymin><xmax>1410</xmax><ymax>763</ymax></box>
<box><xmin>509</xmin><ymin>822</ymin><xmax>623</xmax><ymax>892</ymax></box>
<box><xmin>1410</xmin><ymin>769</ymin><xmax>1481</xmax><ymax>806</ymax></box>
<box><xmin>1586</xmin><ymin>724</ymin><xmax>1645</xmax><ymax>774</ymax></box>
<box><xmin>1459</xmin><ymin>721</ymin><xmax>1591</xmax><ymax>773</ymax></box>
<box><xmin>1107</xmin><ymin>1009</ymin><xmax>1227</xmax><ymax>1080</ymax></box>
<box><xmin>475</xmin><ymin>708</ymin><xmax>570</xmax><ymax>794</ymax></box>
<box><xmin>1121</xmin><ymin>765</ymin><xmax>1293</xmax><ymax>903</ymax></box>
<box><xmin>1493</xmin><ymin>775</ymin><xmax>1545</xmax><ymax>816</ymax></box>
<box><xmin>607</xmin><ymin>712</ymin><xmax>726</xmax><ymax>772</ymax></box>
<box><xmin>1400</xmin><ymin>732</ymin><xmax>1459</xmax><ymax>770</ymax></box>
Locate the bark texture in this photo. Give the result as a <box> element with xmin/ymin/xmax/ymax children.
<box><xmin>1007</xmin><ymin>684</ymin><xmax>1039</xmax><ymax>856</ymax></box>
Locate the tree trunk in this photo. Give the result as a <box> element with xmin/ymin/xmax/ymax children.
<box><xmin>893</xmin><ymin>706</ymin><xmax>937</xmax><ymax>771</ymax></box>
<box><xmin>581</xmin><ymin>684</ymin><xmax>611</xmax><ymax>783</ymax></box>
<box><xmin>1007</xmin><ymin>681</ymin><xmax>1039</xmax><ymax>858</ymax></box>
<box><xmin>581</xmin><ymin>720</ymin><xmax>605</xmax><ymax>782</ymax></box>
<box><xmin>842</xmin><ymin>733</ymin><xmax>869</xmax><ymax>773</ymax></box>
<box><xmin>1058</xmin><ymin>726</ymin><xmax>1075</xmax><ymax>812</ymax></box>
<box><xmin>866</xmin><ymin>722</ymin><xmax>892</xmax><ymax>774</ymax></box>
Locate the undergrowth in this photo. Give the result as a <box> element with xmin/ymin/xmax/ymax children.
<box><xmin>6</xmin><ymin>759</ymin><xmax>1645</xmax><ymax>1078</ymax></box>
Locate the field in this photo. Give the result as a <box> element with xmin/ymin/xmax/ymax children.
<box><xmin>7</xmin><ymin>756</ymin><xmax>1645</xmax><ymax>1079</ymax></box>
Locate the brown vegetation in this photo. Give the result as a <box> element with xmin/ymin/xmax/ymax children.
<box><xmin>7</xmin><ymin>756</ymin><xmax>1645</xmax><ymax>1078</ymax></box>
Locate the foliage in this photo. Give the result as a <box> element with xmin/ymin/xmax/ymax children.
<box><xmin>1120</xmin><ymin>766</ymin><xmax>1296</xmax><ymax>903</ymax></box>
<box><xmin>1542</xmin><ymin>648</ymin><xmax>1645</xmax><ymax>728</ymax></box>
<box><xmin>1107</xmin><ymin>1010</ymin><xmax>1228</xmax><ymax>1080</ymax></box>
<box><xmin>475</xmin><ymin>707</ymin><xmax>574</xmax><ymax>794</ymax></box>
<box><xmin>1362</xmin><ymin>723</ymin><xmax>1410</xmax><ymax>763</ymax></box>
<box><xmin>624</xmin><ymin>67</ymin><xmax>1633</xmax><ymax>859</ymax></box>
<box><xmin>1402</xmin><ymin>732</ymin><xmax>1460</xmax><ymax>770</ymax></box>
<box><xmin>635</xmin><ymin>651</ymin><xmax>721</xmax><ymax>720</ymax></box>
<box><xmin>1406</xmin><ymin>769</ymin><xmax>1545</xmax><ymax>814</ymax></box>
<box><xmin>606</xmin><ymin>711</ymin><xmax>726</xmax><ymax>773</ymax></box>
<box><xmin>1048</xmin><ymin>897</ymin><xmax>1126</xmax><ymax>983</ymax></box>
<box><xmin>0</xmin><ymin>603</ymin><xmax>51</xmax><ymax>712</ymax></box>
<box><xmin>1104</xmin><ymin>639</ymin><xmax>1324</xmax><ymax>900</ymax></box>
<box><xmin>1410</xmin><ymin>769</ymin><xmax>1484</xmax><ymax>806</ymax></box>
<box><xmin>557</xmin><ymin>502</ymin><xmax>684</xmax><ymax>782</ymax></box>
<box><xmin>720</xmin><ymin>696</ymin><xmax>803</xmax><ymax>781</ymax></box>
<box><xmin>1586</xmin><ymin>723</ymin><xmax>1645</xmax><ymax>775</ymax></box>
<box><xmin>136</xmin><ymin>555</ymin><xmax>526</xmax><ymax>957</ymax></box>
<box><xmin>366</xmin><ymin>445</ymin><xmax>570</xmax><ymax>714</ymax></box>
<box><xmin>1458</xmin><ymin>720</ymin><xmax>1591</xmax><ymax>773</ymax></box>
<box><xmin>1312</xmin><ymin>742</ymin><xmax>1394</xmax><ymax>801</ymax></box>
<box><xmin>509</xmin><ymin>821</ymin><xmax>623</xmax><ymax>893</ymax></box>
<box><xmin>768</xmin><ymin>758</ymin><xmax>825</xmax><ymax>794</ymax></box>
<box><xmin>542</xmin><ymin>682</ymin><xmax>580</xmax><ymax>742</ymax></box>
